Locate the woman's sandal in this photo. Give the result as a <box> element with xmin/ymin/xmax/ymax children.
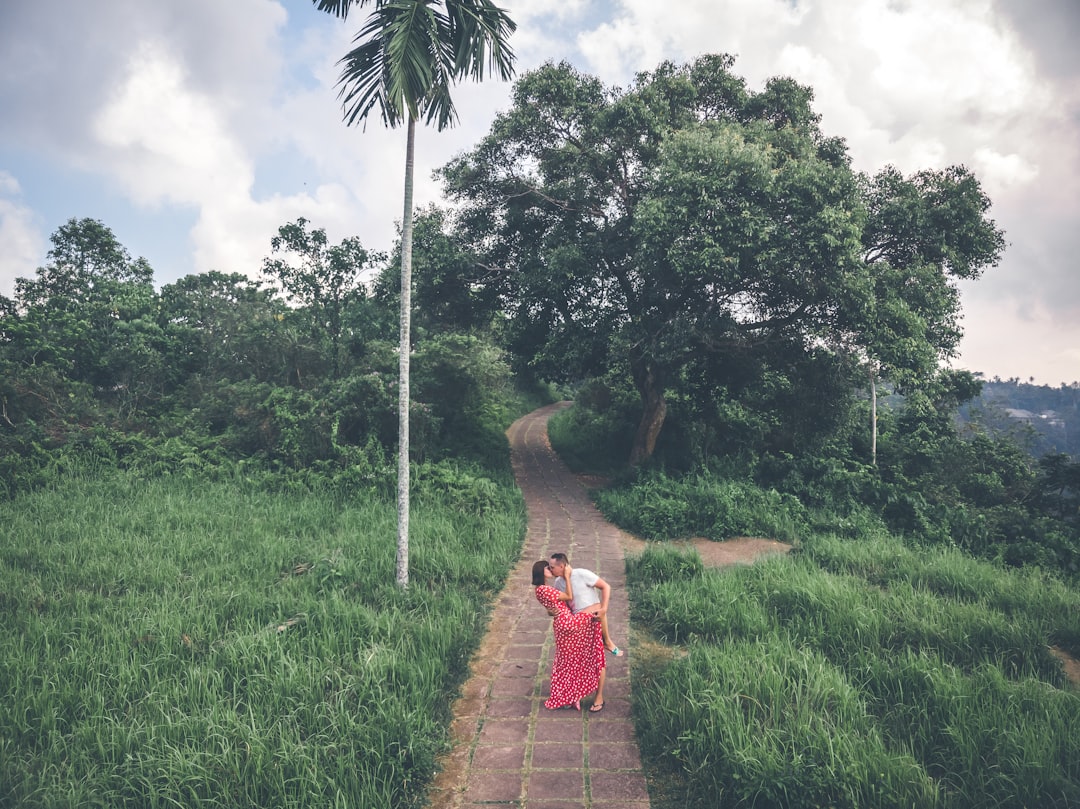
<box><xmin>589</xmin><ymin>701</ymin><xmax>605</xmax><ymax>713</ymax></box>
<box><xmin>607</xmin><ymin>646</ymin><xmax>625</xmax><ymax>657</ymax></box>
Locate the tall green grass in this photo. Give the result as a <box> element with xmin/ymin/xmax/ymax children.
<box><xmin>0</xmin><ymin>466</ymin><xmax>525</xmax><ymax>808</ymax></box>
<box><xmin>628</xmin><ymin>537</ymin><xmax>1080</xmax><ymax>808</ymax></box>
<box><xmin>594</xmin><ymin>469</ymin><xmax>810</xmax><ymax>544</ymax></box>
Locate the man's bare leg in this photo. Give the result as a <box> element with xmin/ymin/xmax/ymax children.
<box><xmin>581</xmin><ymin>605</ymin><xmax>622</xmax><ymax>655</ymax></box>
<box><xmin>590</xmin><ymin>668</ymin><xmax>606</xmax><ymax>711</ymax></box>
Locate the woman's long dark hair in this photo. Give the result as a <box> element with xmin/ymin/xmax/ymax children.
<box><xmin>531</xmin><ymin>560</ymin><xmax>548</xmax><ymax>586</ymax></box>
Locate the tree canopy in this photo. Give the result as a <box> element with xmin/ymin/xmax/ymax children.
<box><xmin>441</xmin><ymin>56</ymin><xmax>1005</xmax><ymax>465</ymax></box>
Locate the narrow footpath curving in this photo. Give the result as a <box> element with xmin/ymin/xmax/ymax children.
<box><xmin>424</xmin><ymin>402</ymin><xmax>651</xmax><ymax>809</ymax></box>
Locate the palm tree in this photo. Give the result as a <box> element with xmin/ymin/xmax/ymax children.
<box><xmin>312</xmin><ymin>0</ymin><xmax>516</xmax><ymax>587</ymax></box>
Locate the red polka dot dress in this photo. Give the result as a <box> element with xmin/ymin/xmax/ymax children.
<box><xmin>535</xmin><ymin>585</ymin><xmax>606</xmax><ymax>709</ymax></box>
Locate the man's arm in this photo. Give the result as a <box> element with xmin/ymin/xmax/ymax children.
<box><xmin>594</xmin><ymin>577</ymin><xmax>611</xmax><ymax>615</ymax></box>
<box><xmin>560</xmin><ymin>565</ymin><xmax>575</xmax><ymax>603</ymax></box>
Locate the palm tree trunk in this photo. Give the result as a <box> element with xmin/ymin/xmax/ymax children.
<box><xmin>870</xmin><ymin>368</ymin><xmax>878</xmax><ymax>467</ymax></box>
<box><xmin>396</xmin><ymin>115</ymin><xmax>416</xmax><ymax>588</ymax></box>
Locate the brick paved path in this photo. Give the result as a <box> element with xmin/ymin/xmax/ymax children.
<box><xmin>424</xmin><ymin>402</ymin><xmax>651</xmax><ymax>809</ymax></box>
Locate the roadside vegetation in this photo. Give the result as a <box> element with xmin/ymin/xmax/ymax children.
<box><xmin>550</xmin><ymin>401</ymin><xmax>1080</xmax><ymax>808</ymax></box>
<box><xmin>0</xmin><ymin>214</ymin><xmax>543</xmax><ymax>807</ymax></box>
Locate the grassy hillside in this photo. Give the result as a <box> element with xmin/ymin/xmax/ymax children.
<box><xmin>0</xmin><ymin>466</ymin><xmax>525</xmax><ymax>809</ymax></box>
<box><xmin>628</xmin><ymin>538</ymin><xmax>1080</xmax><ymax>808</ymax></box>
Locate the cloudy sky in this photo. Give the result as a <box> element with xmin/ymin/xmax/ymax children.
<box><xmin>1</xmin><ymin>0</ymin><xmax>1078</xmax><ymax>384</ymax></box>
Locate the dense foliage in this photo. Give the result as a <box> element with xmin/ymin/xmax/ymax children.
<box><xmin>0</xmin><ymin>216</ymin><xmax>540</xmax><ymax>499</ymax></box>
<box><xmin>441</xmin><ymin>54</ymin><xmax>1004</xmax><ymax>466</ymax></box>
<box><xmin>552</xmin><ymin>374</ymin><xmax>1080</xmax><ymax>579</ymax></box>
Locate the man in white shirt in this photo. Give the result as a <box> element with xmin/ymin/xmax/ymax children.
<box><xmin>548</xmin><ymin>552</ymin><xmax>624</xmax><ymax>657</ymax></box>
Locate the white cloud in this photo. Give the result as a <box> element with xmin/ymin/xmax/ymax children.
<box><xmin>957</xmin><ymin>295</ymin><xmax>1080</xmax><ymax>385</ymax></box>
<box><xmin>972</xmin><ymin>148</ymin><xmax>1040</xmax><ymax>195</ymax></box>
<box><xmin>0</xmin><ymin>172</ymin><xmax>44</xmax><ymax>298</ymax></box>
<box><xmin>93</xmin><ymin>41</ymin><xmax>254</xmax><ymax>209</ymax></box>
<box><xmin>84</xmin><ymin>15</ymin><xmax>401</xmax><ymax>279</ymax></box>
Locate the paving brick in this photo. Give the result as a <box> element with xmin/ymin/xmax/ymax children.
<box><xmin>534</xmin><ymin>718</ymin><xmax>584</xmax><ymax>743</ymax></box>
<box><xmin>526</xmin><ymin>770</ymin><xmax>585</xmax><ymax>801</ymax></box>
<box><xmin>585</xmin><ymin>720</ymin><xmax>638</xmax><ymax>743</ymax></box>
<box><xmin>463</xmin><ymin>770</ymin><xmax>523</xmax><ymax>803</ymax></box>
<box><xmin>478</xmin><ymin>718</ymin><xmax>530</xmax><ymax>745</ymax></box>
<box><xmin>587</xmin><ymin>742</ymin><xmax>643</xmax><ymax>770</ymax></box>
<box><xmin>589</xmin><ymin>771</ymin><xmax>651</xmax><ymax>803</ymax></box>
<box><xmin>486</xmin><ymin>697</ymin><xmax>534</xmax><ymax>718</ymax></box>
<box><xmin>490</xmin><ymin>675</ymin><xmax>537</xmax><ymax>697</ymax></box>
<box><xmin>530</xmin><ymin>742</ymin><xmax>585</xmax><ymax>769</ymax></box>
<box><xmin>587</xmin><ymin>698</ymin><xmax>631</xmax><ymax>720</ymax></box>
<box><xmin>471</xmin><ymin>743</ymin><xmax>527</xmax><ymax>770</ymax></box>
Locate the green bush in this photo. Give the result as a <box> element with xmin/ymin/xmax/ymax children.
<box><xmin>547</xmin><ymin>382</ymin><xmax>637</xmax><ymax>475</ymax></box>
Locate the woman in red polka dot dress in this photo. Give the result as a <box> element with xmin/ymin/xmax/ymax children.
<box><xmin>532</xmin><ymin>560</ymin><xmax>606</xmax><ymax>711</ymax></box>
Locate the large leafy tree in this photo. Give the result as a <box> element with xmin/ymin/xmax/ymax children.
<box><xmin>846</xmin><ymin>164</ymin><xmax>1006</xmax><ymax>464</ymax></box>
<box><xmin>261</xmin><ymin>217</ymin><xmax>383</xmax><ymax>379</ymax></box>
<box><xmin>443</xmin><ymin>57</ymin><xmax>868</xmax><ymax>464</ymax></box>
<box><xmin>443</xmin><ymin>56</ymin><xmax>1004</xmax><ymax>467</ymax></box>
<box><xmin>312</xmin><ymin>0</ymin><xmax>516</xmax><ymax>586</ymax></box>
<box><xmin>158</xmin><ymin>270</ymin><xmax>285</xmax><ymax>386</ymax></box>
<box><xmin>374</xmin><ymin>205</ymin><xmax>502</xmax><ymax>335</ymax></box>
<box><xmin>2</xmin><ymin>218</ymin><xmax>164</xmax><ymax>418</ymax></box>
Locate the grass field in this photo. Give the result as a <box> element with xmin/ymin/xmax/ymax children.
<box><xmin>627</xmin><ymin>536</ymin><xmax>1080</xmax><ymax>809</ymax></box>
<box><xmin>0</xmin><ymin>465</ymin><xmax>525</xmax><ymax>809</ymax></box>
<box><xmin>8</xmin><ymin>445</ymin><xmax>1080</xmax><ymax>809</ymax></box>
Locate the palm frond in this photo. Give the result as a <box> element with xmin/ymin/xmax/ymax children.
<box><xmin>311</xmin><ymin>0</ymin><xmax>377</xmax><ymax>21</ymax></box>
<box><xmin>445</xmin><ymin>0</ymin><xmax>516</xmax><ymax>81</ymax></box>
<box><xmin>328</xmin><ymin>0</ymin><xmax>516</xmax><ymax>131</ymax></box>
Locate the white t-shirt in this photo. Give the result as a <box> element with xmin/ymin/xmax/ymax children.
<box><xmin>553</xmin><ymin>567</ymin><xmax>601</xmax><ymax>613</ymax></box>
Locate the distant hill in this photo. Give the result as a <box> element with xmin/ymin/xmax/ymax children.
<box><xmin>960</xmin><ymin>378</ymin><xmax>1080</xmax><ymax>459</ymax></box>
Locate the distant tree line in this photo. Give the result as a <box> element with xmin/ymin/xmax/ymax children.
<box><xmin>0</xmin><ymin>216</ymin><xmax>522</xmax><ymax>499</ymax></box>
<box><xmin>960</xmin><ymin>379</ymin><xmax>1080</xmax><ymax>459</ymax></box>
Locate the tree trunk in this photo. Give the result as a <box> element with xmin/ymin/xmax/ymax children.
<box><xmin>870</xmin><ymin>368</ymin><xmax>877</xmax><ymax>467</ymax></box>
<box><xmin>629</xmin><ymin>358</ymin><xmax>666</xmax><ymax>467</ymax></box>
<box><xmin>396</xmin><ymin>116</ymin><xmax>416</xmax><ymax>589</ymax></box>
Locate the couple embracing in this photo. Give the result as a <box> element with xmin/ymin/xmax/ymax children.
<box><xmin>531</xmin><ymin>553</ymin><xmax>624</xmax><ymax>713</ymax></box>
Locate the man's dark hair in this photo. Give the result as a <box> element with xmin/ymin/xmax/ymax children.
<box><xmin>549</xmin><ymin>552</ymin><xmax>568</xmax><ymax>564</ymax></box>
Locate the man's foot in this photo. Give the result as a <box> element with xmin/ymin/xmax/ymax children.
<box><xmin>589</xmin><ymin>701</ymin><xmax>605</xmax><ymax>713</ymax></box>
